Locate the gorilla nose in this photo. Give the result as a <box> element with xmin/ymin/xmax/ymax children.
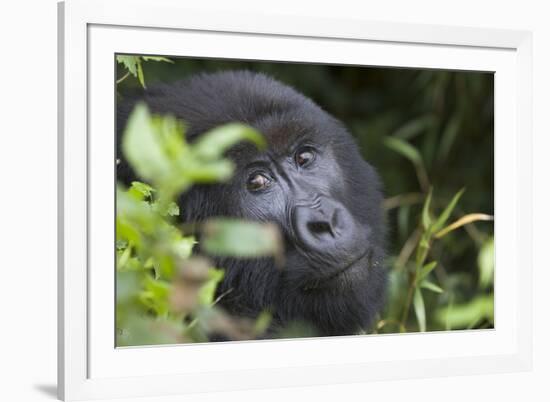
<box><xmin>293</xmin><ymin>199</ymin><xmax>362</xmax><ymax>257</ymax></box>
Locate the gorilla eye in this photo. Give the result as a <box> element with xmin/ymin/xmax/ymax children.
<box><xmin>295</xmin><ymin>147</ymin><xmax>315</xmax><ymax>167</ymax></box>
<box><xmin>247</xmin><ymin>173</ymin><xmax>271</xmax><ymax>192</ymax></box>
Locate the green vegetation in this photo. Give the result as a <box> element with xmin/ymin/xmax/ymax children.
<box><xmin>116</xmin><ymin>97</ymin><xmax>279</xmax><ymax>345</ymax></box>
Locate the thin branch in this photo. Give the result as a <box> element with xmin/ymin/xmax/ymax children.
<box><xmin>395</xmin><ymin>228</ymin><xmax>421</xmax><ymax>271</ymax></box>
<box><xmin>116</xmin><ymin>71</ymin><xmax>131</xmax><ymax>85</ymax></box>
<box><xmin>383</xmin><ymin>192</ymin><xmax>424</xmax><ymax>210</ymax></box>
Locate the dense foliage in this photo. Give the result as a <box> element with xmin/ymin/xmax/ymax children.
<box><xmin>116</xmin><ymin>55</ymin><xmax>494</xmax><ymax>345</ymax></box>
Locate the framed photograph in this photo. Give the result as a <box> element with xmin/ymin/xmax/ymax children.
<box><xmin>58</xmin><ymin>0</ymin><xmax>533</xmax><ymax>400</ymax></box>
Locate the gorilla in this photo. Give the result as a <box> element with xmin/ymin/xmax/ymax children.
<box><xmin>117</xmin><ymin>70</ymin><xmax>387</xmax><ymax>337</ymax></box>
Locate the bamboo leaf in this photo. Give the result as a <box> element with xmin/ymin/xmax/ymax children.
<box><xmin>421</xmin><ymin>281</ymin><xmax>443</xmax><ymax>294</ymax></box>
<box><xmin>435</xmin><ymin>213</ymin><xmax>494</xmax><ymax>239</ymax></box>
<box><xmin>421</xmin><ymin>188</ymin><xmax>433</xmax><ymax>230</ymax></box>
<box><xmin>137</xmin><ymin>61</ymin><xmax>146</xmax><ymax>88</ymax></box>
<box><xmin>392</xmin><ymin>115</ymin><xmax>436</xmax><ymax>140</ymax></box>
<box><xmin>413</xmin><ymin>289</ymin><xmax>426</xmax><ymax>332</ymax></box>
<box><xmin>383</xmin><ymin>136</ymin><xmax>423</xmax><ymax>166</ymax></box>
<box><xmin>432</xmin><ymin>188</ymin><xmax>465</xmax><ymax>232</ymax></box>
<box><xmin>417</xmin><ymin>261</ymin><xmax>437</xmax><ymax>283</ymax></box>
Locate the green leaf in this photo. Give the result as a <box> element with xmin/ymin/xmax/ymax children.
<box><xmin>478</xmin><ymin>236</ymin><xmax>494</xmax><ymax>289</ymax></box>
<box><xmin>137</xmin><ymin>62</ymin><xmax>146</xmax><ymax>88</ymax></box>
<box><xmin>116</xmin><ymin>55</ymin><xmax>140</xmax><ymax>76</ymax></box>
<box><xmin>420</xmin><ymin>280</ymin><xmax>443</xmax><ymax>294</ymax></box>
<box><xmin>116</xmin><ymin>270</ymin><xmax>140</xmax><ymax>303</ymax></box>
<box><xmin>438</xmin><ymin>115</ymin><xmax>461</xmax><ymax>160</ymax></box>
<box><xmin>202</xmin><ymin>219</ymin><xmax>283</xmax><ymax>260</ymax></box>
<box><xmin>436</xmin><ymin>295</ymin><xmax>493</xmax><ymax>329</ymax></box>
<box><xmin>254</xmin><ymin>311</ymin><xmax>272</xmax><ymax>335</ymax></box>
<box><xmin>130</xmin><ymin>181</ymin><xmax>155</xmax><ymax>199</ymax></box>
<box><xmin>417</xmin><ymin>261</ymin><xmax>437</xmax><ymax>283</ymax></box>
<box><xmin>432</xmin><ymin>188</ymin><xmax>465</xmax><ymax>232</ymax></box>
<box><xmin>198</xmin><ymin>268</ymin><xmax>225</xmax><ymax>306</ymax></box>
<box><xmin>116</xmin><ymin>239</ymin><xmax>128</xmax><ymax>250</ymax></box>
<box><xmin>139</xmin><ymin>276</ymin><xmax>172</xmax><ymax>316</ymax></box>
<box><xmin>192</xmin><ymin>123</ymin><xmax>266</xmax><ymax>160</ymax></box>
<box><xmin>181</xmin><ymin>159</ymin><xmax>235</xmax><ymax>182</ymax></box>
<box><xmin>413</xmin><ymin>288</ymin><xmax>426</xmax><ymax>332</ymax></box>
<box><xmin>172</xmin><ymin>236</ymin><xmax>195</xmax><ymax>260</ymax></box>
<box><xmin>383</xmin><ymin>136</ymin><xmax>423</xmax><ymax>166</ymax></box>
<box><xmin>117</xmin><ymin>245</ymin><xmax>132</xmax><ymax>270</ymax></box>
<box><xmin>122</xmin><ymin>103</ymin><xmax>174</xmax><ymax>183</ymax></box>
<box><xmin>421</xmin><ymin>188</ymin><xmax>433</xmax><ymax>230</ymax></box>
<box><xmin>393</xmin><ymin>115</ymin><xmax>435</xmax><ymax>140</ymax></box>
<box><xmin>141</xmin><ymin>56</ymin><xmax>174</xmax><ymax>63</ymax></box>
<box><xmin>152</xmin><ymin>200</ymin><xmax>180</xmax><ymax>217</ymax></box>
<box><xmin>164</xmin><ymin>202</ymin><xmax>180</xmax><ymax>216</ymax></box>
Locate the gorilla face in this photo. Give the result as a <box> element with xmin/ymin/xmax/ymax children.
<box><xmin>117</xmin><ymin>70</ymin><xmax>387</xmax><ymax>337</ymax></box>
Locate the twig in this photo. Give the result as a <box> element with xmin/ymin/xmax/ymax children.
<box><xmin>116</xmin><ymin>71</ymin><xmax>131</xmax><ymax>85</ymax></box>
<box><xmin>395</xmin><ymin>228</ymin><xmax>421</xmax><ymax>271</ymax></box>
<box><xmin>383</xmin><ymin>192</ymin><xmax>424</xmax><ymax>210</ymax></box>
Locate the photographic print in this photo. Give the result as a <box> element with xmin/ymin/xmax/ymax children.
<box><xmin>115</xmin><ymin>55</ymin><xmax>494</xmax><ymax>347</ymax></box>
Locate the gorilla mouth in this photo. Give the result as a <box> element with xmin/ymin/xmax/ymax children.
<box><xmin>302</xmin><ymin>249</ymin><xmax>372</xmax><ymax>291</ymax></box>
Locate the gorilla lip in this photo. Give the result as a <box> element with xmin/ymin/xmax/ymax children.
<box><xmin>302</xmin><ymin>248</ymin><xmax>372</xmax><ymax>291</ymax></box>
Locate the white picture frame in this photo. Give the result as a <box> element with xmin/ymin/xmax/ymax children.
<box><xmin>58</xmin><ymin>0</ymin><xmax>533</xmax><ymax>400</ymax></box>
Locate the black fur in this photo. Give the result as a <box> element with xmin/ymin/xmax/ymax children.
<box><xmin>117</xmin><ymin>71</ymin><xmax>387</xmax><ymax>337</ymax></box>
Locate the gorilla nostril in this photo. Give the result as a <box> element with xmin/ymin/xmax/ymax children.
<box><xmin>307</xmin><ymin>221</ymin><xmax>334</xmax><ymax>237</ymax></box>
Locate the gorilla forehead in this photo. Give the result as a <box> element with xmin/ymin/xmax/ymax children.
<box><xmin>137</xmin><ymin>70</ymin><xmax>345</xmax><ymax>154</ymax></box>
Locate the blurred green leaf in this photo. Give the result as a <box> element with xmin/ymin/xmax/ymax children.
<box><xmin>117</xmin><ymin>245</ymin><xmax>132</xmax><ymax>270</ymax></box>
<box><xmin>142</xmin><ymin>56</ymin><xmax>174</xmax><ymax>63</ymax></box>
<box><xmin>117</xmin><ymin>312</ymin><xmax>185</xmax><ymax>347</ymax></box>
<box><xmin>438</xmin><ymin>115</ymin><xmax>461</xmax><ymax>161</ymax></box>
<box><xmin>254</xmin><ymin>311</ymin><xmax>272</xmax><ymax>336</ymax></box>
<box><xmin>198</xmin><ymin>268</ymin><xmax>225</xmax><ymax>306</ymax></box>
<box><xmin>478</xmin><ymin>236</ymin><xmax>494</xmax><ymax>289</ymax></box>
<box><xmin>384</xmin><ymin>136</ymin><xmax>422</xmax><ymax>166</ymax></box>
<box><xmin>420</xmin><ymin>280</ymin><xmax>443</xmax><ymax>294</ymax></box>
<box><xmin>139</xmin><ymin>276</ymin><xmax>171</xmax><ymax>316</ymax></box>
<box><xmin>436</xmin><ymin>295</ymin><xmax>493</xmax><ymax>329</ymax></box>
<box><xmin>202</xmin><ymin>219</ymin><xmax>283</xmax><ymax>261</ymax></box>
<box><xmin>116</xmin><ymin>270</ymin><xmax>140</xmax><ymax>303</ymax></box>
<box><xmin>393</xmin><ymin>115</ymin><xmax>435</xmax><ymax>140</ymax></box>
<box><xmin>137</xmin><ymin>62</ymin><xmax>146</xmax><ymax>88</ymax></box>
<box><xmin>152</xmin><ymin>200</ymin><xmax>180</xmax><ymax>217</ymax></box>
<box><xmin>413</xmin><ymin>289</ymin><xmax>426</xmax><ymax>332</ymax></box>
<box><xmin>122</xmin><ymin>103</ymin><xmax>174</xmax><ymax>185</ymax></box>
<box><xmin>192</xmin><ymin>123</ymin><xmax>266</xmax><ymax>160</ymax></box>
<box><xmin>172</xmin><ymin>235</ymin><xmax>195</xmax><ymax>260</ymax></box>
<box><xmin>130</xmin><ymin>181</ymin><xmax>155</xmax><ymax>199</ymax></box>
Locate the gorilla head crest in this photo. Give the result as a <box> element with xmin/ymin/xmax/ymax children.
<box><xmin>117</xmin><ymin>70</ymin><xmax>387</xmax><ymax>337</ymax></box>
